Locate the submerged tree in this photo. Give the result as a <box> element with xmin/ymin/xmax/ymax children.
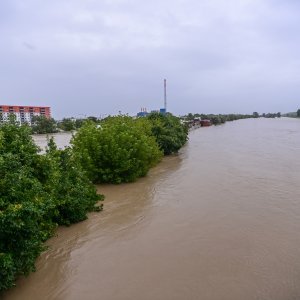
<box><xmin>147</xmin><ymin>112</ymin><xmax>188</xmax><ymax>155</ymax></box>
<box><xmin>72</xmin><ymin>116</ymin><xmax>163</xmax><ymax>184</ymax></box>
<box><xmin>0</xmin><ymin>123</ymin><xmax>103</xmax><ymax>291</ymax></box>
<box><xmin>31</xmin><ymin>116</ymin><xmax>57</xmax><ymax>134</ymax></box>
<box><xmin>58</xmin><ymin>118</ymin><xmax>76</xmax><ymax>131</ymax></box>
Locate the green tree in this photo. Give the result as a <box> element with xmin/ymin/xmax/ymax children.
<box><xmin>58</xmin><ymin>118</ymin><xmax>76</xmax><ymax>131</ymax></box>
<box><xmin>72</xmin><ymin>116</ymin><xmax>163</xmax><ymax>183</ymax></box>
<box><xmin>0</xmin><ymin>123</ymin><xmax>103</xmax><ymax>291</ymax></box>
<box><xmin>186</xmin><ymin>113</ymin><xmax>194</xmax><ymax>121</ymax></box>
<box><xmin>75</xmin><ymin>118</ymin><xmax>86</xmax><ymax>129</ymax></box>
<box><xmin>147</xmin><ymin>112</ymin><xmax>188</xmax><ymax>155</ymax></box>
<box><xmin>41</xmin><ymin>139</ymin><xmax>103</xmax><ymax>225</ymax></box>
<box><xmin>297</xmin><ymin>109</ymin><xmax>300</xmax><ymax>117</ymax></box>
<box><xmin>210</xmin><ymin>115</ymin><xmax>222</xmax><ymax>125</ymax></box>
<box><xmin>0</xmin><ymin>123</ymin><xmax>51</xmax><ymax>290</ymax></box>
<box><xmin>31</xmin><ymin>116</ymin><xmax>57</xmax><ymax>134</ymax></box>
<box><xmin>87</xmin><ymin>116</ymin><xmax>98</xmax><ymax>123</ymax></box>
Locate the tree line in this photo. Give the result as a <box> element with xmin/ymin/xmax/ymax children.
<box><xmin>0</xmin><ymin>112</ymin><xmax>188</xmax><ymax>291</ymax></box>
<box><xmin>279</xmin><ymin>109</ymin><xmax>300</xmax><ymax>118</ymax></box>
<box><xmin>183</xmin><ymin>113</ymin><xmax>256</xmax><ymax>125</ymax></box>
<box><xmin>30</xmin><ymin>115</ymin><xmax>86</xmax><ymax>134</ymax></box>
<box><xmin>20</xmin><ymin>108</ymin><xmax>300</xmax><ymax>135</ymax></box>
<box><xmin>183</xmin><ymin>111</ymin><xmax>285</xmax><ymax>125</ymax></box>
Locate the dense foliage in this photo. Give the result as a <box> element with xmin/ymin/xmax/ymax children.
<box><xmin>147</xmin><ymin>112</ymin><xmax>189</xmax><ymax>155</ymax></box>
<box><xmin>1</xmin><ymin>112</ymin><xmax>188</xmax><ymax>291</ymax></box>
<box><xmin>57</xmin><ymin>118</ymin><xmax>76</xmax><ymax>131</ymax></box>
<box><xmin>184</xmin><ymin>113</ymin><xmax>255</xmax><ymax>125</ymax></box>
<box><xmin>72</xmin><ymin>116</ymin><xmax>163</xmax><ymax>183</ymax></box>
<box><xmin>57</xmin><ymin>117</ymin><xmax>89</xmax><ymax>131</ymax></box>
<box><xmin>283</xmin><ymin>111</ymin><xmax>299</xmax><ymax>118</ymax></box>
<box><xmin>31</xmin><ymin>116</ymin><xmax>58</xmax><ymax>134</ymax></box>
<box><xmin>261</xmin><ymin>112</ymin><xmax>281</xmax><ymax>118</ymax></box>
<box><xmin>0</xmin><ymin>122</ymin><xmax>103</xmax><ymax>291</ymax></box>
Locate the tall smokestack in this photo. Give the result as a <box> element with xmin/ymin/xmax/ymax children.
<box><xmin>164</xmin><ymin>79</ymin><xmax>167</xmax><ymax>111</ymax></box>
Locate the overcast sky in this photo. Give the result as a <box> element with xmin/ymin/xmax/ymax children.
<box><xmin>1</xmin><ymin>0</ymin><xmax>300</xmax><ymax>119</ymax></box>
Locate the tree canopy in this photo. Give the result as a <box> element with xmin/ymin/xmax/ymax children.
<box><xmin>0</xmin><ymin>123</ymin><xmax>103</xmax><ymax>291</ymax></box>
<box><xmin>31</xmin><ymin>116</ymin><xmax>57</xmax><ymax>134</ymax></box>
<box><xmin>58</xmin><ymin>118</ymin><xmax>76</xmax><ymax>131</ymax></box>
<box><xmin>72</xmin><ymin>116</ymin><xmax>163</xmax><ymax>183</ymax></box>
<box><xmin>147</xmin><ymin>112</ymin><xmax>189</xmax><ymax>155</ymax></box>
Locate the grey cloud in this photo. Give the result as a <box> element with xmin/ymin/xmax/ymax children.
<box><xmin>0</xmin><ymin>0</ymin><xmax>300</xmax><ymax>118</ymax></box>
<box><xmin>23</xmin><ymin>42</ymin><xmax>36</xmax><ymax>50</ymax></box>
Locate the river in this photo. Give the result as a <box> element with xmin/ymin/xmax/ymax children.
<box><xmin>3</xmin><ymin>118</ymin><xmax>300</xmax><ymax>300</ymax></box>
<box><xmin>32</xmin><ymin>132</ymin><xmax>73</xmax><ymax>151</ymax></box>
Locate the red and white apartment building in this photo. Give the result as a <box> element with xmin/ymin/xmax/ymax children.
<box><xmin>0</xmin><ymin>105</ymin><xmax>51</xmax><ymax>125</ymax></box>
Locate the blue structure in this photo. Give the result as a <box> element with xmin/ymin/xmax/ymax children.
<box><xmin>137</xmin><ymin>107</ymin><xmax>167</xmax><ymax>117</ymax></box>
<box><xmin>137</xmin><ymin>80</ymin><xmax>168</xmax><ymax>117</ymax></box>
<box><xmin>137</xmin><ymin>111</ymin><xmax>149</xmax><ymax>117</ymax></box>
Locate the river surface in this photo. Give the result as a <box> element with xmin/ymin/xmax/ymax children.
<box><xmin>32</xmin><ymin>132</ymin><xmax>74</xmax><ymax>151</ymax></box>
<box><xmin>3</xmin><ymin>118</ymin><xmax>300</xmax><ymax>300</ymax></box>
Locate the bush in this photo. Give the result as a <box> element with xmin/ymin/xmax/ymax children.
<box><xmin>58</xmin><ymin>118</ymin><xmax>76</xmax><ymax>131</ymax></box>
<box><xmin>43</xmin><ymin>139</ymin><xmax>103</xmax><ymax>225</ymax></box>
<box><xmin>147</xmin><ymin>112</ymin><xmax>188</xmax><ymax>155</ymax></box>
<box><xmin>0</xmin><ymin>123</ymin><xmax>50</xmax><ymax>290</ymax></box>
<box><xmin>72</xmin><ymin>116</ymin><xmax>163</xmax><ymax>183</ymax></box>
<box><xmin>0</xmin><ymin>253</ymin><xmax>15</xmax><ymax>290</ymax></box>
<box><xmin>0</xmin><ymin>123</ymin><xmax>103</xmax><ymax>291</ymax></box>
<box><xmin>31</xmin><ymin>116</ymin><xmax>57</xmax><ymax>134</ymax></box>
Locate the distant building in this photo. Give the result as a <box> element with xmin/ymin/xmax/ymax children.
<box><xmin>137</xmin><ymin>111</ymin><xmax>149</xmax><ymax>117</ymax></box>
<box><xmin>136</xmin><ymin>107</ymin><xmax>167</xmax><ymax>117</ymax></box>
<box><xmin>137</xmin><ymin>79</ymin><xmax>168</xmax><ymax>117</ymax></box>
<box><xmin>137</xmin><ymin>108</ymin><xmax>149</xmax><ymax>117</ymax></box>
<box><xmin>0</xmin><ymin>105</ymin><xmax>51</xmax><ymax>125</ymax></box>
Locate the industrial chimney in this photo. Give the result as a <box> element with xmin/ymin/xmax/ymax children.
<box><xmin>164</xmin><ymin>79</ymin><xmax>167</xmax><ymax>112</ymax></box>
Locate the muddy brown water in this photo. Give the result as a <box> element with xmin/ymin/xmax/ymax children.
<box><xmin>3</xmin><ymin>118</ymin><xmax>300</xmax><ymax>300</ymax></box>
<box><xmin>32</xmin><ymin>132</ymin><xmax>74</xmax><ymax>151</ymax></box>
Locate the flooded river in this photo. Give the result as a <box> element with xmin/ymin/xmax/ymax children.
<box><xmin>3</xmin><ymin>118</ymin><xmax>300</xmax><ymax>300</ymax></box>
<box><xmin>32</xmin><ymin>132</ymin><xmax>73</xmax><ymax>151</ymax></box>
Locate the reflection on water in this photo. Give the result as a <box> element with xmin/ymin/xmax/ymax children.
<box><xmin>4</xmin><ymin>118</ymin><xmax>300</xmax><ymax>300</ymax></box>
